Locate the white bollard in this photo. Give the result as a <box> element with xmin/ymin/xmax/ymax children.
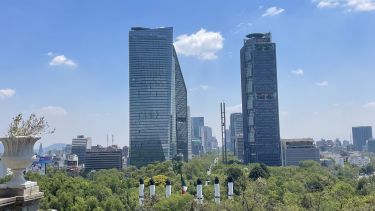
<box><xmin>139</xmin><ymin>178</ymin><xmax>144</xmax><ymax>206</ymax></box>
<box><xmin>228</xmin><ymin>176</ymin><xmax>234</xmax><ymax>199</ymax></box>
<box><xmin>150</xmin><ymin>178</ymin><xmax>156</xmax><ymax>198</ymax></box>
<box><xmin>214</xmin><ymin>177</ymin><xmax>220</xmax><ymax>204</ymax></box>
<box><xmin>166</xmin><ymin>179</ymin><xmax>172</xmax><ymax>198</ymax></box>
<box><xmin>196</xmin><ymin>178</ymin><xmax>203</xmax><ymax>204</ymax></box>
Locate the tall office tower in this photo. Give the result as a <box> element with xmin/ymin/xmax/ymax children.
<box><xmin>187</xmin><ymin>107</ymin><xmax>192</xmax><ymax>160</ymax></box>
<box><xmin>71</xmin><ymin>135</ymin><xmax>92</xmax><ymax>165</ymax></box>
<box><xmin>352</xmin><ymin>126</ymin><xmax>373</xmax><ymax>151</ymax></box>
<box><xmin>230</xmin><ymin>113</ymin><xmax>244</xmax><ymax>160</ymax></box>
<box><xmin>240</xmin><ymin>33</ymin><xmax>281</xmax><ymax>166</ymax></box>
<box><xmin>129</xmin><ymin>27</ymin><xmax>188</xmax><ymax>167</ymax></box>
<box><xmin>225</xmin><ymin>129</ymin><xmax>231</xmax><ymax>152</ymax></box>
<box><xmin>191</xmin><ymin>117</ymin><xmax>204</xmax><ymax>139</ymax></box>
<box><xmin>202</xmin><ymin>126</ymin><xmax>213</xmax><ymax>152</ymax></box>
<box><xmin>211</xmin><ymin>136</ymin><xmax>219</xmax><ymax>150</ymax></box>
<box><xmin>175</xmin><ymin>49</ymin><xmax>190</xmax><ymax>161</ymax></box>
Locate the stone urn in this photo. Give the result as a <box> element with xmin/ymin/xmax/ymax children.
<box><xmin>0</xmin><ymin>136</ymin><xmax>40</xmax><ymax>189</ymax></box>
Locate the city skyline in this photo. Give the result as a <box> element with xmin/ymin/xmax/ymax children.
<box><xmin>1</xmin><ymin>0</ymin><xmax>375</xmax><ymax>147</ymax></box>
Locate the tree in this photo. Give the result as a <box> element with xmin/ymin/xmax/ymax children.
<box><xmin>226</xmin><ymin>167</ymin><xmax>243</xmax><ymax>181</ymax></box>
<box><xmin>102</xmin><ymin>196</ymin><xmax>125</xmax><ymax>211</ymax></box>
<box><xmin>331</xmin><ymin>182</ymin><xmax>355</xmax><ymax>209</ymax></box>
<box><xmin>361</xmin><ymin>163</ymin><xmax>375</xmax><ymax>175</ymax></box>
<box><xmin>249</xmin><ymin>164</ymin><xmax>270</xmax><ymax>181</ymax></box>
<box><xmin>86</xmin><ymin>196</ymin><xmax>99</xmax><ymax>210</ymax></box>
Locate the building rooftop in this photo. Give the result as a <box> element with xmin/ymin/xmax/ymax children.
<box><xmin>244</xmin><ymin>32</ymin><xmax>272</xmax><ymax>45</ymax></box>
<box><xmin>246</xmin><ymin>33</ymin><xmax>270</xmax><ymax>39</ymax></box>
<box><xmin>87</xmin><ymin>145</ymin><xmax>121</xmax><ymax>152</ymax></box>
<box><xmin>282</xmin><ymin>138</ymin><xmax>315</xmax><ymax>146</ymax></box>
<box><xmin>131</xmin><ymin>26</ymin><xmax>172</xmax><ymax>31</ymax></box>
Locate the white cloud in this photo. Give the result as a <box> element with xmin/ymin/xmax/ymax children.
<box><xmin>37</xmin><ymin>106</ymin><xmax>68</xmax><ymax>116</ymax></box>
<box><xmin>199</xmin><ymin>85</ymin><xmax>209</xmax><ymax>91</ymax></box>
<box><xmin>291</xmin><ymin>68</ymin><xmax>304</xmax><ymax>76</ymax></box>
<box><xmin>233</xmin><ymin>22</ymin><xmax>253</xmax><ymax>34</ymax></box>
<box><xmin>313</xmin><ymin>0</ymin><xmax>375</xmax><ymax>11</ymax></box>
<box><xmin>237</xmin><ymin>22</ymin><xmax>253</xmax><ymax>28</ymax></box>
<box><xmin>364</xmin><ymin>101</ymin><xmax>375</xmax><ymax>108</ymax></box>
<box><xmin>315</xmin><ymin>80</ymin><xmax>329</xmax><ymax>86</ymax></box>
<box><xmin>332</xmin><ymin>103</ymin><xmax>341</xmax><ymax>107</ymax></box>
<box><xmin>314</xmin><ymin>0</ymin><xmax>341</xmax><ymax>8</ymax></box>
<box><xmin>174</xmin><ymin>29</ymin><xmax>224</xmax><ymax>60</ymax></box>
<box><xmin>346</xmin><ymin>0</ymin><xmax>375</xmax><ymax>11</ymax></box>
<box><xmin>227</xmin><ymin>104</ymin><xmax>242</xmax><ymax>113</ymax></box>
<box><xmin>189</xmin><ymin>85</ymin><xmax>213</xmax><ymax>92</ymax></box>
<box><xmin>262</xmin><ymin>6</ymin><xmax>285</xmax><ymax>17</ymax></box>
<box><xmin>0</xmin><ymin>88</ymin><xmax>16</xmax><ymax>99</ymax></box>
<box><xmin>49</xmin><ymin>55</ymin><xmax>77</xmax><ymax>68</ymax></box>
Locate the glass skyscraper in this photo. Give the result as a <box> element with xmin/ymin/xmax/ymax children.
<box><xmin>352</xmin><ymin>126</ymin><xmax>373</xmax><ymax>151</ymax></box>
<box><xmin>230</xmin><ymin>113</ymin><xmax>244</xmax><ymax>160</ymax></box>
<box><xmin>240</xmin><ymin>33</ymin><xmax>282</xmax><ymax>166</ymax></box>
<box><xmin>129</xmin><ymin>27</ymin><xmax>189</xmax><ymax>167</ymax></box>
<box><xmin>191</xmin><ymin>117</ymin><xmax>204</xmax><ymax>139</ymax></box>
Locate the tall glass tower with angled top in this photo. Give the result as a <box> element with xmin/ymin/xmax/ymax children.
<box><xmin>240</xmin><ymin>33</ymin><xmax>281</xmax><ymax>166</ymax></box>
<box><xmin>129</xmin><ymin>27</ymin><xmax>189</xmax><ymax>167</ymax></box>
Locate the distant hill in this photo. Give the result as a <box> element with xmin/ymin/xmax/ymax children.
<box><xmin>43</xmin><ymin>143</ymin><xmax>67</xmax><ymax>152</ymax></box>
<box><xmin>0</xmin><ymin>142</ymin><xmax>66</xmax><ymax>154</ymax></box>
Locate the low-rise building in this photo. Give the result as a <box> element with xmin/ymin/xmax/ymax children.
<box><xmin>85</xmin><ymin>145</ymin><xmax>123</xmax><ymax>171</ymax></box>
<box><xmin>282</xmin><ymin>138</ymin><xmax>320</xmax><ymax>166</ymax></box>
<box><xmin>66</xmin><ymin>154</ymin><xmax>79</xmax><ymax>169</ymax></box>
<box><xmin>348</xmin><ymin>155</ymin><xmax>370</xmax><ymax>167</ymax></box>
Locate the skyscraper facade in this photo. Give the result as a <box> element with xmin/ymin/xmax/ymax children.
<box><xmin>71</xmin><ymin>135</ymin><xmax>92</xmax><ymax>165</ymax></box>
<box><xmin>202</xmin><ymin>126</ymin><xmax>213</xmax><ymax>153</ymax></box>
<box><xmin>187</xmin><ymin>107</ymin><xmax>192</xmax><ymax>160</ymax></box>
<box><xmin>175</xmin><ymin>49</ymin><xmax>190</xmax><ymax>161</ymax></box>
<box><xmin>352</xmin><ymin>126</ymin><xmax>373</xmax><ymax>151</ymax></box>
<box><xmin>85</xmin><ymin>145</ymin><xmax>123</xmax><ymax>171</ymax></box>
<box><xmin>129</xmin><ymin>27</ymin><xmax>189</xmax><ymax>167</ymax></box>
<box><xmin>191</xmin><ymin>117</ymin><xmax>204</xmax><ymax>139</ymax></box>
<box><xmin>230</xmin><ymin>113</ymin><xmax>244</xmax><ymax>160</ymax></box>
<box><xmin>281</xmin><ymin>139</ymin><xmax>320</xmax><ymax>166</ymax></box>
<box><xmin>240</xmin><ymin>33</ymin><xmax>282</xmax><ymax>166</ymax></box>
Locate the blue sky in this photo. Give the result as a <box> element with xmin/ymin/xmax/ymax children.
<box><xmin>1</xmin><ymin>0</ymin><xmax>375</xmax><ymax>147</ymax></box>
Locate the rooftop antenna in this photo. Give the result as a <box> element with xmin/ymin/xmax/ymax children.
<box><xmin>107</xmin><ymin>134</ymin><xmax>109</xmax><ymax>147</ymax></box>
<box><xmin>112</xmin><ymin>134</ymin><xmax>114</xmax><ymax>146</ymax></box>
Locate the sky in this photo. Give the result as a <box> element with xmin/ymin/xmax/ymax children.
<box><xmin>1</xmin><ymin>0</ymin><xmax>375</xmax><ymax>147</ymax></box>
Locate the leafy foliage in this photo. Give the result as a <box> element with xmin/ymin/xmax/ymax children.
<box><xmin>10</xmin><ymin>154</ymin><xmax>375</xmax><ymax>210</ymax></box>
<box><xmin>7</xmin><ymin>113</ymin><xmax>55</xmax><ymax>137</ymax></box>
<box><xmin>248</xmin><ymin>163</ymin><xmax>270</xmax><ymax>181</ymax></box>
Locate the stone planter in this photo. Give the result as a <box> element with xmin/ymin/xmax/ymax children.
<box><xmin>0</xmin><ymin>136</ymin><xmax>39</xmax><ymax>189</ymax></box>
